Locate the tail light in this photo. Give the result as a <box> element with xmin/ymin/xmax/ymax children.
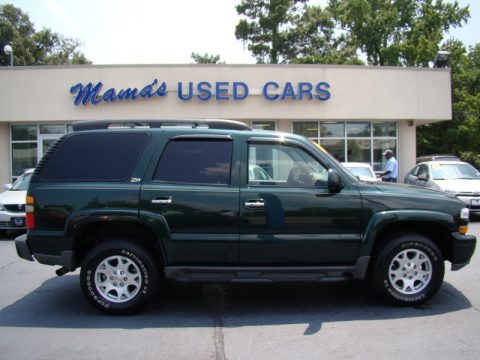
<box><xmin>26</xmin><ymin>196</ymin><xmax>35</xmax><ymax>230</ymax></box>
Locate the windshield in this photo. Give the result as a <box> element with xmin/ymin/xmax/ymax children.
<box><xmin>11</xmin><ymin>172</ymin><xmax>32</xmax><ymax>191</ymax></box>
<box><xmin>431</xmin><ymin>163</ymin><xmax>480</xmax><ymax>180</ymax></box>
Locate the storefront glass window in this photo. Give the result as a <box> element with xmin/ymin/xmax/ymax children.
<box><xmin>320</xmin><ymin>122</ymin><xmax>344</xmax><ymax>137</ymax></box>
<box><xmin>251</xmin><ymin>121</ymin><xmax>276</xmax><ymax>131</ymax></box>
<box><xmin>292</xmin><ymin>121</ymin><xmax>318</xmax><ymax>140</ymax></box>
<box><xmin>40</xmin><ymin>125</ymin><xmax>66</xmax><ymax>134</ymax></box>
<box><xmin>321</xmin><ymin>139</ymin><xmax>345</xmax><ymax>162</ymax></box>
<box><xmin>373</xmin><ymin>139</ymin><xmax>397</xmax><ymax>172</ymax></box>
<box><xmin>293</xmin><ymin>120</ymin><xmax>397</xmax><ymax>166</ymax></box>
<box><xmin>347</xmin><ymin>139</ymin><xmax>371</xmax><ymax>162</ymax></box>
<box><xmin>12</xmin><ymin>143</ymin><xmax>37</xmax><ymax>176</ymax></box>
<box><xmin>10</xmin><ymin>124</ymin><xmax>69</xmax><ymax>182</ymax></box>
<box><xmin>12</xmin><ymin>125</ymin><xmax>37</xmax><ymax>141</ymax></box>
<box><xmin>346</xmin><ymin>122</ymin><xmax>371</xmax><ymax>137</ymax></box>
<box><xmin>373</xmin><ymin>121</ymin><xmax>396</xmax><ymax>137</ymax></box>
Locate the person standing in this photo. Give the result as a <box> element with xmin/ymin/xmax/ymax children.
<box><xmin>380</xmin><ymin>149</ymin><xmax>398</xmax><ymax>182</ymax></box>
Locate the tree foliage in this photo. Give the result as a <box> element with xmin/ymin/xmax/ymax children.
<box><xmin>0</xmin><ymin>3</ymin><xmax>90</xmax><ymax>66</ymax></box>
<box><xmin>329</xmin><ymin>0</ymin><xmax>469</xmax><ymax>66</ymax></box>
<box><xmin>417</xmin><ymin>41</ymin><xmax>480</xmax><ymax>168</ymax></box>
<box><xmin>191</xmin><ymin>52</ymin><xmax>224</xmax><ymax>64</ymax></box>
<box><xmin>235</xmin><ymin>0</ymin><xmax>360</xmax><ymax>64</ymax></box>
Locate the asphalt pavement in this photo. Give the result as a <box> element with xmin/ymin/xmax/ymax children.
<box><xmin>1</xmin><ymin>219</ymin><xmax>479</xmax><ymax>360</ymax></box>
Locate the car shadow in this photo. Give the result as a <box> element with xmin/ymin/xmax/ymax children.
<box><xmin>0</xmin><ymin>275</ymin><xmax>472</xmax><ymax>334</ymax></box>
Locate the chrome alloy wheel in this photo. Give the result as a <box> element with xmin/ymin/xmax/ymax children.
<box><xmin>94</xmin><ymin>255</ymin><xmax>142</xmax><ymax>303</ymax></box>
<box><xmin>388</xmin><ymin>249</ymin><xmax>433</xmax><ymax>295</ymax></box>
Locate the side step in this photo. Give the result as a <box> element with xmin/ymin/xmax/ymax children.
<box><xmin>164</xmin><ymin>266</ymin><xmax>356</xmax><ymax>283</ymax></box>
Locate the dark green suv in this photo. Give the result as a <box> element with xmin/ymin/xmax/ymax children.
<box><xmin>15</xmin><ymin>120</ymin><xmax>476</xmax><ymax>314</ymax></box>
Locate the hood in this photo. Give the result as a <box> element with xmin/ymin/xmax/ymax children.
<box><xmin>0</xmin><ymin>190</ymin><xmax>27</xmax><ymax>205</ymax></box>
<box><xmin>366</xmin><ymin>181</ymin><xmax>465</xmax><ymax>212</ymax></box>
<box><xmin>434</xmin><ymin>179</ymin><xmax>480</xmax><ymax>194</ymax></box>
<box><xmin>373</xmin><ymin>182</ymin><xmax>451</xmax><ymax>198</ymax></box>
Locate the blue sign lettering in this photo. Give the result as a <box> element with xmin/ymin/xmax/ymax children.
<box><xmin>263</xmin><ymin>81</ymin><xmax>331</xmax><ymax>102</ymax></box>
<box><xmin>233</xmin><ymin>82</ymin><xmax>248</xmax><ymax>100</ymax></box>
<box><xmin>70</xmin><ymin>79</ymin><xmax>167</xmax><ymax>106</ymax></box>
<box><xmin>70</xmin><ymin>80</ymin><xmax>330</xmax><ymax>106</ymax></box>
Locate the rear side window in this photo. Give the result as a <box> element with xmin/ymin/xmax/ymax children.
<box><xmin>154</xmin><ymin>140</ymin><xmax>232</xmax><ymax>185</ymax></box>
<box><xmin>41</xmin><ymin>133</ymin><xmax>149</xmax><ymax>181</ymax></box>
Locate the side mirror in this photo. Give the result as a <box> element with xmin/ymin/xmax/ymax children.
<box><xmin>417</xmin><ymin>175</ymin><xmax>428</xmax><ymax>182</ymax></box>
<box><xmin>4</xmin><ymin>184</ymin><xmax>12</xmax><ymax>191</ymax></box>
<box><xmin>328</xmin><ymin>169</ymin><xmax>344</xmax><ymax>193</ymax></box>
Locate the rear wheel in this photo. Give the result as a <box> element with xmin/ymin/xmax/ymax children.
<box><xmin>370</xmin><ymin>233</ymin><xmax>445</xmax><ymax>306</ymax></box>
<box><xmin>80</xmin><ymin>240</ymin><xmax>159</xmax><ymax>314</ymax></box>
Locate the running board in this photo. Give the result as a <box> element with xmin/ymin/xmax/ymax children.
<box><xmin>164</xmin><ymin>259</ymin><xmax>370</xmax><ymax>283</ymax></box>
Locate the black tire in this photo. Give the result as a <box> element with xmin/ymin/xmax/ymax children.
<box><xmin>369</xmin><ymin>233</ymin><xmax>445</xmax><ymax>306</ymax></box>
<box><xmin>80</xmin><ymin>240</ymin><xmax>159</xmax><ymax>314</ymax></box>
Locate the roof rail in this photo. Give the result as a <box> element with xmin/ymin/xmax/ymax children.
<box><xmin>72</xmin><ymin>119</ymin><xmax>251</xmax><ymax>132</ymax></box>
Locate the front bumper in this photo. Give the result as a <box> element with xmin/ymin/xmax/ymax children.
<box><xmin>450</xmin><ymin>232</ymin><xmax>477</xmax><ymax>270</ymax></box>
<box><xmin>0</xmin><ymin>211</ymin><xmax>26</xmax><ymax>230</ymax></box>
<box><xmin>457</xmin><ymin>196</ymin><xmax>480</xmax><ymax>213</ymax></box>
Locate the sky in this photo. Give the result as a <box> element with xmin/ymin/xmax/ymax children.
<box><xmin>2</xmin><ymin>0</ymin><xmax>479</xmax><ymax>65</ymax></box>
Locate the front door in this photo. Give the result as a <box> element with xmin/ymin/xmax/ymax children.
<box><xmin>240</xmin><ymin>140</ymin><xmax>364</xmax><ymax>265</ymax></box>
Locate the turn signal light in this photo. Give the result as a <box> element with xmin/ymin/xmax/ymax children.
<box><xmin>25</xmin><ymin>195</ymin><xmax>35</xmax><ymax>230</ymax></box>
<box><xmin>459</xmin><ymin>225</ymin><xmax>468</xmax><ymax>235</ymax></box>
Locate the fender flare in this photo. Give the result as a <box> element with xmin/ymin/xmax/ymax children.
<box><xmin>358</xmin><ymin>210</ymin><xmax>456</xmax><ymax>257</ymax></box>
<box><xmin>64</xmin><ymin>209</ymin><xmax>172</xmax><ymax>265</ymax></box>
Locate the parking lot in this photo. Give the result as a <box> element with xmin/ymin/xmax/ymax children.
<box><xmin>1</xmin><ymin>220</ymin><xmax>479</xmax><ymax>360</ymax></box>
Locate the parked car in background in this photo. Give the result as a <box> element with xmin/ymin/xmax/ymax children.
<box><xmin>404</xmin><ymin>161</ymin><xmax>480</xmax><ymax>213</ymax></box>
<box><xmin>0</xmin><ymin>169</ymin><xmax>33</xmax><ymax>234</ymax></box>
<box><xmin>342</xmin><ymin>162</ymin><xmax>379</xmax><ymax>182</ymax></box>
<box><xmin>416</xmin><ymin>154</ymin><xmax>460</xmax><ymax>163</ymax></box>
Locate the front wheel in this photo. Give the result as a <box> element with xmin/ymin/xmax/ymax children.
<box><xmin>80</xmin><ymin>240</ymin><xmax>159</xmax><ymax>314</ymax></box>
<box><xmin>369</xmin><ymin>233</ymin><xmax>445</xmax><ymax>306</ymax></box>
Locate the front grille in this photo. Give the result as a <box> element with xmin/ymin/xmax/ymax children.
<box><xmin>3</xmin><ymin>204</ymin><xmax>25</xmax><ymax>213</ymax></box>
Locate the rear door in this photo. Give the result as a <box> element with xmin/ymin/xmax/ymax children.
<box><xmin>140</xmin><ymin>134</ymin><xmax>240</xmax><ymax>265</ymax></box>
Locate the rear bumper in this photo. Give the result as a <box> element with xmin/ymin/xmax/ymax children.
<box><xmin>450</xmin><ymin>232</ymin><xmax>477</xmax><ymax>270</ymax></box>
<box><xmin>15</xmin><ymin>233</ymin><xmax>75</xmax><ymax>270</ymax></box>
<box><xmin>15</xmin><ymin>234</ymin><xmax>34</xmax><ymax>261</ymax></box>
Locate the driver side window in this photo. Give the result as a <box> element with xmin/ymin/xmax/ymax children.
<box><xmin>248</xmin><ymin>143</ymin><xmax>328</xmax><ymax>187</ymax></box>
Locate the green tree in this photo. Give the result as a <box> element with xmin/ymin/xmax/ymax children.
<box><xmin>329</xmin><ymin>0</ymin><xmax>469</xmax><ymax>66</ymax></box>
<box><xmin>235</xmin><ymin>0</ymin><xmax>305</xmax><ymax>64</ymax></box>
<box><xmin>0</xmin><ymin>3</ymin><xmax>90</xmax><ymax>66</ymax></box>
<box><xmin>235</xmin><ymin>0</ymin><xmax>360</xmax><ymax>64</ymax></box>
<box><xmin>191</xmin><ymin>52</ymin><xmax>224</xmax><ymax>64</ymax></box>
<box><xmin>417</xmin><ymin>41</ymin><xmax>480</xmax><ymax>168</ymax></box>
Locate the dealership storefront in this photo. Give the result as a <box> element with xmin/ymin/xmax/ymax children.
<box><xmin>0</xmin><ymin>64</ymin><xmax>451</xmax><ymax>185</ymax></box>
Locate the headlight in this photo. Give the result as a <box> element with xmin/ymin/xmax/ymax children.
<box><xmin>0</xmin><ymin>204</ymin><xmax>5</xmax><ymax>211</ymax></box>
<box><xmin>461</xmin><ymin>208</ymin><xmax>470</xmax><ymax>220</ymax></box>
<box><xmin>459</xmin><ymin>208</ymin><xmax>470</xmax><ymax>234</ymax></box>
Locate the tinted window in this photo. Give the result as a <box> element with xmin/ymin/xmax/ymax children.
<box><xmin>41</xmin><ymin>133</ymin><xmax>149</xmax><ymax>181</ymax></box>
<box><xmin>248</xmin><ymin>143</ymin><xmax>328</xmax><ymax>187</ymax></box>
<box><xmin>154</xmin><ymin>140</ymin><xmax>232</xmax><ymax>185</ymax></box>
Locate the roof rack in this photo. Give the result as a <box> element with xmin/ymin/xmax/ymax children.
<box><xmin>72</xmin><ymin>119</ymin><xmax>251</xmax><ymax>132</ymax></box>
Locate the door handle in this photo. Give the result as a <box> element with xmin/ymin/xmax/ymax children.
<box><xmin>244</xmin><ymin>199</ymin><xmax>265</xmax><ymax>209</ymax></box>
<box><xmin>151</xmin><ymin>196</ymin><xmax>173</xmax><ymax>205</ymax></box>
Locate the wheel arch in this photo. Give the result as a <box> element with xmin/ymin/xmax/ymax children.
<box><xmin>360</xmin><ymin>210</ymin><xmax>456</xmax><ymax>263</ymax></box>
<box><xmin>67</xmin><ymin>213</ymin><xmax>170</xmax><ymax>269</ymax></box>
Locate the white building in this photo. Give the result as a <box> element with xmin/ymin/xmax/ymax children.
<box><xmin>0</xmin><ymin>64</ymin><xmax>452</xmax><ymax>184</ymax></box>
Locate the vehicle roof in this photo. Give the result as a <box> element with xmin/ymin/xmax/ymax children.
<box><xmin>417</xmin><ymin>161</ymin><xmax>470</xmax><ymax>166</ymax></box>
<box><xmin>341</xmin><ymin>162</ymin><xmax>373</xmax><ymax>167</ymax></box>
